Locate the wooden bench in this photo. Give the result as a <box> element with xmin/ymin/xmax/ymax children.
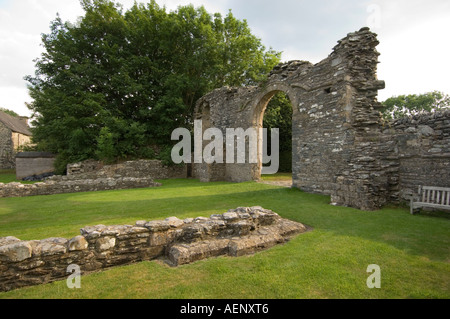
<box><xmin>410</xmin><ymin>186</ymin><xmax>450</xmax><ymax>215</ymax></box>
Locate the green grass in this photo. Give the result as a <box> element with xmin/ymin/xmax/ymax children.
<box><xmin>0</xmin><ymin>169</ymin><xmax>20</xmax><ymax>184</ymax></box>
<box><xmin>0</xmin><ymin>177</ymin><xmax>449</xmax><ymax>299</ymax></box>
<box><xmin>261</xmin><ymin>173</ymin><xmax>292</xmax><ymax>181</ymax></box>
<box><xmin>0</xmin><ymin>169</ymin><xmax>39</xmax><ymax>184</ymax></box>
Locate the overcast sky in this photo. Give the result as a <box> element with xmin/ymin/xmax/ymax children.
<box><xmin>1</xmin><ymin>0</ymin><xmax>449</xmax><ymax>116</ymax></box>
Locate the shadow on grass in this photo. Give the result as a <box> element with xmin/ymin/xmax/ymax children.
<box><xmin>412</xmin><ymin>209</ymin><xmax>450</xmax><ymax>220</ymax></box>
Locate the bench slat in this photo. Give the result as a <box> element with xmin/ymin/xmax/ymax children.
<box><xmin>413</xmin><ymin>202</ymin><xmax>449</xmax><ymax>210</ymax></box>
<box><xmin>422</xmin><ymin>186</ymin><xmax>450</xmax><ymax>191</ymax></box>
<box><xmin>411</xmin><ymin>186</ymin><xmax>450</xmax><ymax>215</ymax></box>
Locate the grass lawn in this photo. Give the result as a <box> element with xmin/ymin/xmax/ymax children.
<box><xmin>261</xmin><ymin>173</ymin><xmax>293</xmax><ymax>182</ymax></box>
<box><xmin>0</xmin><ymin>169</ymin><xmax>22</xmax><ymax>184</ymax></box>
<box><xmin>0</xmin><ymin>169</ymin><xmax>38</xmax><ymax>184</ymax></box>
<box><xmin>0</xmin><ymin>176</ymin><xmax>449</xmax><ymax>299</ymax></box>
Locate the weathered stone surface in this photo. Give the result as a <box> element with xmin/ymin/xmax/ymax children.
<box><xmin>165</xmin><ymin>217</ymin><xmax>184</xmax><ymax>228</ymax></box>
<box><xmin>68</xmin><ymin>236</ymin><xmax>88</xmax><ymax>251</ymax></box>
<box><xmin>180</xmin><ymin>223</ymin><xmax>206</xmax><ymax>242</ymax></box>
<box><xmin>95</xmin><ymin>237</ymin><xmax>116</xmax><ymax>251</ymax></box>
<box><xmin>31</xmin><ymin>238</ymin><xmax>68</xmax><ymax>256</ymax></box>
<box><xmin>222</xmin><ymin>212</ymin><xmax>239</xmax><ymax>221</ymax></box>
<box><xmin>0</xmin><ymin>241</ymin><xmax>32</xmax><ymax>262</ymax></box>
<box><xmin>144</xmin><ymin>220</ymin><xmax>171</xmax><ymax>232</ymax></box>
<box><xmin>276</xmin><ymin>219</ymin><xmax>308</xmax><ymax>237</ymax></box>
<box><xmin>1</xmin><ymin>158</ymin><xmax>183</xmax><ymax>199</ymax></box>
<box><xmin>66</xmin><ymin>159</ymin><xmax>187</xmax><ymax>180</ymax></box>
<box><xmin>385</xmin><ymin>110</ymin><xmax>450</xmax><ymax>203</ymax></box>
<box><xmin>193</xmin><ymin>28</ymin><xmax>388</xmax><ymax>210</ymax></box>
<box><xmin>167</xmin><ymin>211</ymin><xmax>306</xmax><ymax>266</ymax></box>
<box><xmin>14</xmin><ymin>259</ymin><xmax>45</xmax><ymax>270</ymax></box>
<box><xmin>135</xmin><ymin>220</ymin><xmax>147</xmax><ymax>227</ymax></box>
<box><xmin>0</xmin><ymin>176</ymin><xmax>161</xmax><ymax>198</ymax></box>
<box><xmin>192</xmin><ymin>28</ymin><xmax>449</xmax><ymax>211</ymax></box>
<box><xmin>168</xmin><ymin>239</ymin><xmax>230</xmax><ymax>266</ymax></box>
<box><xmin>149</xmin><ymin>230</ymin><xmax>178</xmax><ymax>247</ymax></box>
<box><xmin>0</xmin><ymin>207</ymin><xmax>308</xmax><ymax>292</ymax></box>
<box><xmin>0</xmin><ymin>236</ymin><xmax>21</xmax><ymax>247</ymax></box>
<box><xmin>228</xmin><ymin>231</ymin><xmax>284</xmax><ymax>257</ymax></box>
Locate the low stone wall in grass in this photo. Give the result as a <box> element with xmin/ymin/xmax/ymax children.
<box><xmin>0</xmin><ymin>207</ymin><xmax>308</xmax><ymax>292</ymax></box>
<box><xmin>0</xmin><ymin>159</ymin><xmax>186</xmax><ymax>198</ymax></box>
<box><xmin>0</xmin><ymin>177</ymin><xmax>161</xmax><ymax>198</ymax></box>
<box><xmin>67</xmin><ymin>159</ymin><xmax>188</xmax><ymax>180</ymax></box>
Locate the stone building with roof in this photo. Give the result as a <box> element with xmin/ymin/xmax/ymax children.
<box><xmin>0</xmin><ymin>111</ymin><xmax>32</xmax><ymax>169</ymax></box>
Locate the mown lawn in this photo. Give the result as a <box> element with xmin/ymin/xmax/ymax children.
<box><xmin>0</xmin><ymin>177</ymin><xmax>449</xmax><ymax>299</ymax></box>
<box><xmin>261</xmin><ymin>173</ymin><xmax>293</xmax><ymax>182</ymax></box>
<box><xmin>0</xmin><ymin>169</ymin><xmax>38</xmax><ymax>184</ymax></box>
<box><xmin>0</xmin><ymin>169</ymin><xmax>22</xmax><ymax>184</ymax></box>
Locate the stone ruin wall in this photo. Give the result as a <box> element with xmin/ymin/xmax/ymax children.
<box><xmin>0</xmin><ymin>123</ymin><xmax>14</xmax><ymax>169</ymax></box>
<box><xmin>0</xmin><ymin>207</ymin><xmax>307</xmax><ymax>292</ymax></box>
<box><xmin>1</xmin><ymin>28</ymin><xmax>447</xmax><ymax>207</ymax></box>
<box><xmin>383</xmin><ymin>111</ymin><xmax>450</xmax><ymax>203</ymax></box>
<box><xmin>193</xmin><ymin>28</ymin><xmax>389</xmax><ymax>210</ymax></box>
<box><xmin>0</xmin><ymin>177</ymin><xmax>161</xmax><ymax>198</ymax></box>
<box><xmin>0</xmin><ymin>159</ymin><xmax>187</xmax><ymax>198</ymax></box>
<box><xmin>192</xmin><ymin>27</ymin><xmax>450</xmax><ymax>210</ymax></box>
<box><xmin>66</xmin><ymin>159</ymin><xmax>187</xmax><ymax>180</ymax></box>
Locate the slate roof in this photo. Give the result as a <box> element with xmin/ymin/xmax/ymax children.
<box><xmin>0</xmin><ymin>111</ymin><xmax>32</xmax><ymax>136</ymax></box>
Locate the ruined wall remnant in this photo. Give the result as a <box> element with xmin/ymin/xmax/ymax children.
<box><xmin>382</xmin><ymin>111</ymin><xmax>450</xmax><ymax>203</ymax></box>
<box><xmin>67</xmin><ymin>159</ymin><xmax>188</xmax><ymax>180</ymax></box>
<box><xmin>193</xmin><ymin>27</ymin><xmax>388</xmax><ymax>210</ymax></box>
<box><xmin>0</xmin><ymin>177</ymin><xmax>161</xmax><ymax>198</ymax></box>
<box><xmin>0</xmin><ymin>159</ymin><xmax>190</xmax><ymax>198</ymax></box>
<box><xmin>0</xmin><ymin>123</ymin><xmax>15</xmax><ymax>169</ymax></box>
<box><xmin>192</xmin><ymin>27</ymin><xmax>450</xmax><ymax>211</ymax></box>
<box><xmin>0</xmin><ymin>207</ymin><xmax>307</xmax><ymax>292</ymax></box>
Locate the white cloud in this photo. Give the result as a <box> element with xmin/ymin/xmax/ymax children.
<box><xmin>0</xmin><ymin>86</ymin><xmax>32</xmax><ymax>115</ymax></box>
<box><xmin>0</xmin><ymin>0</ymin><xmax>449</xmax><ymax>115</ymax></box>
<box><xmin>0</xmin><ymin>0</ymin><xmax>230</xmax><ymax>116</ymax></box>
<box><xmin>0</xmin><ymin>0</ymin><xmax>85</xmax><ymax>116</ymax></box>
<box><xmin>280</xmin><ymin>46</ymin><xmax>324</xmax><ymax>65</ymax></box>
<box><xmin>373</xmin><ymin>0</ymin><xmax>450</xmax><ymax>100</ymax></box>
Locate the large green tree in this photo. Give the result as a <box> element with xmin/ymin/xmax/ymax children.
<box><xmin>26</xmin><ymin>0</ymin><xmax>281</xmax><ymax>173</ymax></box>
<box><xmin>381</xmin><ymin>91</ymin><xmax>450</xmax><ymax>120</ymax></box>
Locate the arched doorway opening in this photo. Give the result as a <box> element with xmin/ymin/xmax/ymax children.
<box><xmin>254</xmin><ymin>89</ymin><xmax>294</xmax><ymax>186</ymax></box>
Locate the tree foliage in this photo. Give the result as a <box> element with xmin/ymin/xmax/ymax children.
<box><xmin>263</xmin><ymin>92</ymin><xmax>292</xmax><ymax>153</ymax></box>
<box><xmin>26</xmin><ymin>0</ymin><xmax>281</xmax><ymax>173</ymax></box>
<box><xmin>263</xmin><ymin>92</ymin><xmax>292</xmax><ymax>172</ymax></box>
<box><xmin>381</xmin><ymin>91</ymin><xmax>450</xmax><ymax>120</ymax></box>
